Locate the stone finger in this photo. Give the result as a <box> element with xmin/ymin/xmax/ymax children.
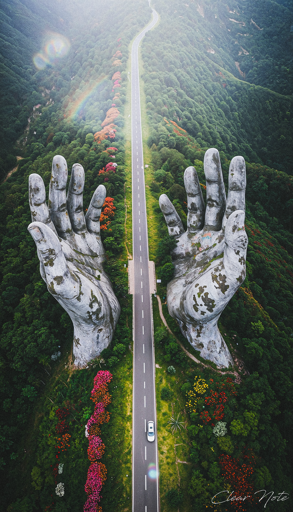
<box><xmin>67</xmin><ymin>163</ymin><xmax>87</xmax><ymax>234</ymax></box>
<box><xmin>184</xmin><ymin>166</ymin><xmax>204</xmax><ymax>233</ymax></box>
<box><xmin>222</xmin><ymin>156</ymin><xmax>246</xmax><ymax>229</ymax></box>
<box><xmin>204</xmin><ymin>148</ymin><xmax>226</xmax><ymax>230</ymax></box>
<box><xmin>29</xmin><ymin>174</ymin><xmax>57</xmax><ymax>234</ymax></box>
<box><xmin>49</xmin><ymin>155</ymin><xmax>72</xmax><ymax>239</ymax></box>
<box><xmin>85</xmin><ymin>185</ymin><xmax>106</xmax><ymax>234</ymax></box>
<box><xmin>159</xmin><ymin>194</ymin><xmax>184</xmax><ymax>238</ymax></box>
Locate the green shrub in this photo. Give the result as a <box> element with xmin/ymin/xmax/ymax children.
<box><xmin>107</xmin><ymin>356</ymin><xmax>119</xmax><ymax>367</ymax></box>
<box><xmin>113</xmin><ymin>343</ymin><xmax>126</xmax><ymax>357</ymax></box>
<box><xmin>216</xmin><ymin>435</ymin><xmax>234</xmax><ymax>455</ymax></box>
<box><xmin>161</xmin><ymin>387</ymin><xmax>173</xmax><ymax>401</ymax></box>
<box><xmin>165</xmin><ymin>488</ymin><xmax>183</xmax><ymax>508</ymax></box>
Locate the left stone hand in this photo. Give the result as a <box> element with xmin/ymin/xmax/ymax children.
<box><xmin>28</xmin><ymin>155</ymin><xmax>120</xmax><ymax>367</ymax></box>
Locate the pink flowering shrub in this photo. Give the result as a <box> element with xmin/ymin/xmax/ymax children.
<box><xmin>105</xmin><ymin>162</ymin><xmax>116</xmax><ymax>173</ymax></box>
<box><xmin>84</xmin><ymin>371</ymin><xmax>112</xmax><ymax>512</ymax></box>
<box><xmin>84</xmin><ymin>462</ymin><xmax>107</xmax><ymax>512</ymax></box>
<box><xmin>88</xmin><ymin>436</ymin><xmax>105</xmax><ymax>461</ymax></box>
<box><xmin>98</xmin><ymin>163</ymin><xmax>117</xmax><ymax>176</ymax></box>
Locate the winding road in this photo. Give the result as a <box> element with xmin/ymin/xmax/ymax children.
<box><xmin>131</xmin><ymin>6</ymin><xmax>160</xmax><ymax>512</ymax></box>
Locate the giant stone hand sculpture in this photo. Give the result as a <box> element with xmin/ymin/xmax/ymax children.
<box><xmin>28</xmin><ymin>155</ymin><xmax>120</xmax><ymax>367</ymax></box>
<box><xmin>159</xmin><ymin>148</ymin><xmax>248</xmax><ymax>368</ymax></box>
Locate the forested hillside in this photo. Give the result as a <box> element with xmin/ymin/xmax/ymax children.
<box><xmin>0</xmin><ymin>0</ymin><xmax>150</xmax><ymax>509</ymax></box>
<box><xmin>142</xmin><ymin>0</ymin><xmax>293</xmax><ymax>509</ymax></box>
<box><xmin>0</xmin><ymin>0</ymin><xmax>68</xmax><ymax>181</ymax></box>
<box><xmin>144</xmin><ymin>0</ymin><xmax>292</xmax><ymax>173</ymax></box>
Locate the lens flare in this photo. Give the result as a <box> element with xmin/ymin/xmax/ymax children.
<box><xmin>148</xmin><ymin>463</ymin><xmax>158</xmax><ymax>479</ymax></box>
<box><xmin>33</xmin><ymin>52</ymin><xmax>50</xmax><ymax>70</ymax></box>
<box><xmin>45</xmin><ymin>35</ymin><xmax>70</xmax><ymax>59</ymax></box>
<box><xmin>33</xmin><ymin>33</ymin><xmax>70</xmax><ymax>70</ymax></box>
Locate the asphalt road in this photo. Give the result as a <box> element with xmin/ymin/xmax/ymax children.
<box><xmin>131</xmin><ymin>8</ymin><xmax>160</xmax><ymax>512</ymax></box>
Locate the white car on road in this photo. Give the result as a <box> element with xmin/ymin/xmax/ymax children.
<box><xmin>147</xmin><ymin>421</ymin><xmax>155</xmax><ymax>442</ymax></box>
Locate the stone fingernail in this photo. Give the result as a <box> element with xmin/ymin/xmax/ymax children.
<box><xmin>28</xmin><ymin>225</ymin><xmax>43</xmax><ymax>241</ymax></box>
<box><xmin>159</xmin><ymin>194</ymin><xmax>174</xmax><ymax>214</ymax></box>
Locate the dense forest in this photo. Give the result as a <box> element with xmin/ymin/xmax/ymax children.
<box><xmin>0</xmin><ymin>0</ymin><xmax>292</xmax><ymax>510</ymax></box>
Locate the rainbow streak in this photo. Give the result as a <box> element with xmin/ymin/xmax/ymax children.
<box><xmin>66</xmin><ymin>76</ymin><xmax>107</xmax><ymax>120</ymax></box>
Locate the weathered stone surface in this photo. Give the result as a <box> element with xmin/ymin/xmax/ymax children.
<box><xmin>159</xmin><ymin>148</ymin><xmax>248</xmax><ymax>368</ymax></box>
<box><xmin>28</xmin><ymin>155</ymin><xmax>120</xmax><ymax>367</ymax></box>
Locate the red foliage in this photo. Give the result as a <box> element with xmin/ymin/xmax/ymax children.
<box><xmin>173</xmin><ymin>128</ymin><xmax>185</xmax><ymax>137</ymax></box>
<box><xmin>205</xmin><ymin>390</ymin><xmax>228</xmax><ymax>406</ymax></box>
<box><xmin>170</xmin><ymin>120</ymin><xmax>187</xmax><ymax>132</ymax></box>
<box><xmin>219</xmin><ymin>449</ymin><xmax>257</xmax><ymax>510</ymax></box>
<box><xmin>100</xmin><ymin>198</ymin><xmax>116</xmax><ymax>231</ymax></box>
<box><xmin>200</xmin><ymin>378</ymin><xmax>236</xmax><ymax>425</ymax></box>
<box><xmin>52</xmin><ymin>463</ymin><xmax>58</xmax><ymax>484</ymax></box>
<box><xmin>112</xmin><ymin>71</ymin><xmax>121</xmax><ymax>81</ymax></box>
<box><xmin>101</xmin><ymin>107</ymin><xmax>120</xmax><ymax>127</ymax></box>
<box><xmin>113</xmin><ymin>50</ymin><xmax>122</xmax><ymax>58</ymax></box>
<box><xmin>56</xmin><ymin>408</ymin><xmax>69</xmax><ymax>421</ymax></box>
<box><xmin>55</xmin><ymin>420</ymin><xmax>69</xmax><ymax>435</ymax></box>
<box><xmin>94</xmin><ymin>124</ymin><xmax>117</xmax><ymax>143</ymax></box>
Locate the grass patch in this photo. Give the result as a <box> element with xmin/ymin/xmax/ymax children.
<box><xmin>138</xmin><ymin>45</ymin><xmax>160</xmax><ymax>262</ymax></box>
<box><xmin>123</xmin><ymin>38</ymin><xmax>134</xmax><ymax>259</ymax></box>
<box><xmin>153</xmin><ymin>296</ymin><xmax>195</xmax><ymax>512</ymax></box>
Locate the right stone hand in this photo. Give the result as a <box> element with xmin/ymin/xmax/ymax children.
<box><xmin>159</xmin><ymin>148</ymin><xmax>248</xmax><ymax>368</ymax></box>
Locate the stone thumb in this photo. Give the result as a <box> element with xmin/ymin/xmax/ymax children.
<box><xmin>28</xmin><ymin>222</ymin><xmax>79</xmax><ymax>298</ymax></box>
